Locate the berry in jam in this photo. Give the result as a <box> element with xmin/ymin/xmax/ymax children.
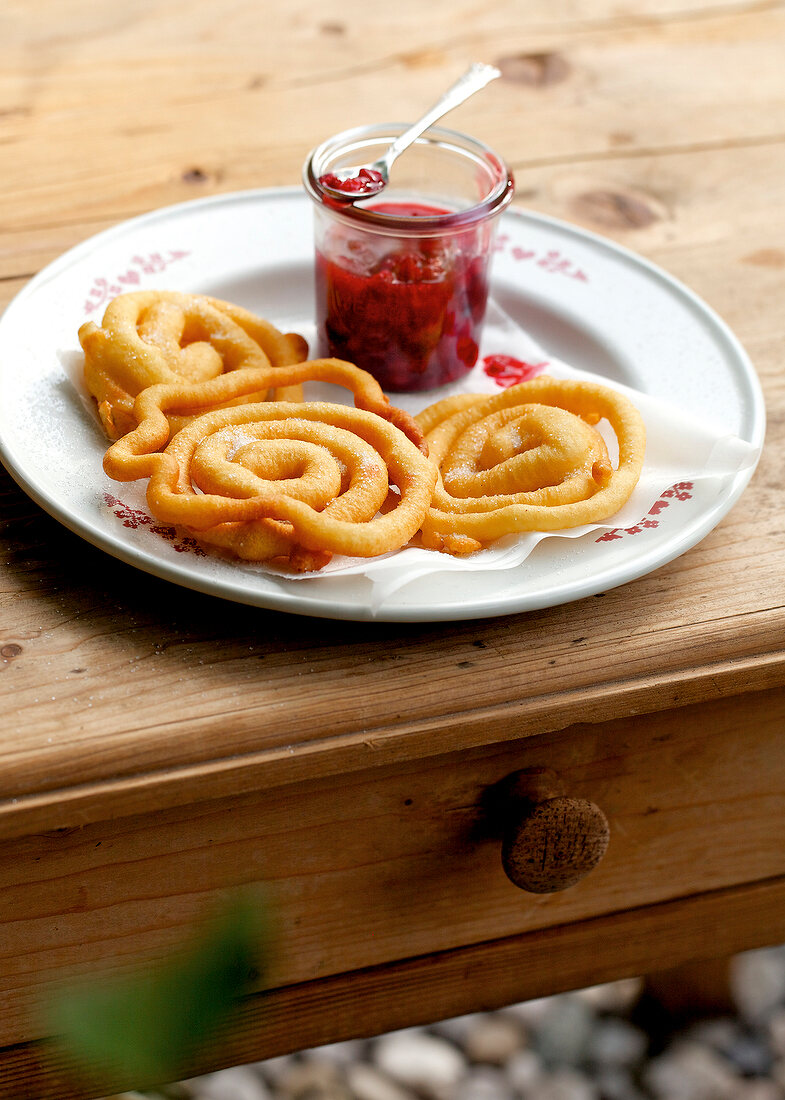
<box><xmin>318</xmin><ymin>167</ymin><xmax>386</xmax><ymax>197</ymax></box>
<box><xmin>315</xmin><ymin>201</ymin><xmax>493</xmax><ymax>392</ymax></box>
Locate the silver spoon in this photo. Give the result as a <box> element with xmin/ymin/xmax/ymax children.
<box><xmin>318</xmin><ymin>62</ymin><xmax>501</xmax><ymax>202</ymax></box>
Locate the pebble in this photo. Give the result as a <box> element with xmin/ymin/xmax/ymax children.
<box><xmin>535</xmin><ymin>996</ymin><xmax>595</xmax><ymax>1067</ymax></box>
<box><xmin>770</xmin><ymin>1009</ymin><xmax>785</xmax><ymax>1056</ymax></box>
<box><xmin>432</xmin><ymin>1012</ymin><xmax>492</xmax><ymax>1046</ymax></box>
<box><xmin>184</xmin><ymin>1066</ymin><xmax>272</xmax><ymax>1100</ymax></box>
<box><xmin>254</xmin><ymin>1054</ymin><xmax>299</xmax><ymax>1084</ymax></box>
<box><xmin>372</xmin><ymin>1029</ymin><xmax>466</xmax><ymax>1097</ymax></box>
<box><xmin>773</xmin><ymin>1058</ymin><xmax>785</xmax><ymax>1090</ymax></box>
<box><xmin>734</xmin><ymin>1082</ymin><xmax>785</xmax><ymax>1100</ymax></box>
<box><xmin>686</xmin><ymin>1013</ymin><xmax>773</xmax><ymax>1076</ymax></box>
<box><xmin>584</xmin><ymin>1017</ymin><xmax>648</xmax><ymax>1067</ymax></box>
<box><xmin>461</xmin><ymin>1013</ymin><xmax>526</xmax><ymax>1065</ymax></box>
<box><xmin>451</xmin><ymin>1066</ymin><xmax>517</xmax><ymax>1100</ymax></box>
<box><xmin>275</xmin><ymin>1059</ymin><xmax>353</xmax><ymax>1100</ymax></box>
<box><xmin>681</xmin><ymin>1007</ymin><xmax>774</xmax><ymax>1078</ymax></box>
<box><xmin>593</xmin><ymin>1065</ymin><xmax>648</xmax><ymax>1100</ymax></box>
<box><xmin>733</xmin><ymin>948</ymin><xmax>785</xmax><ymax>1023</ymax></box>
<box><xmin>344</xmin><ymin>1062</ymin><xmax>417</xmax><ymax>1100</ymax></box>
<box><xmin>505</xmin><ymin>1048</ymin><xmax>544</xmax><ymax>1092</ymax></box>
<box><xmin>685</xmin><ymin>1016</ymin><xmax>738</xmax><ymax>1053</ymax></box>
<box><xmin>531</xmin><ymin>1067</ymin><xmax>599</xmax><ymax>1100</ymax></box>
<box><xmin>505</xmin><ymin>995</ymin><xmax>561</xmax><ymax>1028</ymax></box>
<box><xmin>643</xmin><ymin>1040</ymin><xmax>740</xmax><ymax>1100</ymax></box>
<box><xmin>726</xmin><ymin>1031</ymin><xmax>774</xmax><ymax>1077</ymax></box>
<box><xmin>575</xmin><ymin>979</ymin><xmax>644</xmax><ymax>1014</ymax></box>
<box><xmin>304</xmin><ymin>1039</ymin><xmax>368</xmax><ymax>1066</ymax></box>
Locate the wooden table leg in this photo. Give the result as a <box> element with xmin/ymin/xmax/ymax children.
<box><xmin>642</xmin><ymin>955</ymin><xmax>736</xmax><ymax>1025</ymax></box>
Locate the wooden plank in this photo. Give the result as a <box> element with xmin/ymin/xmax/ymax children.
<box><xmin>1</xmin><ymin>650</ymin><xmax>784</xmax><ymax>839</ymax></box>
<box><xmin>6</xmin><ymin>871</ymin><xmax>785</xmax><ymax>1100</ymax></box>
<box><xmin>2</xmin><ymin>687</ymin><xmax>784</xmax><ymax>1049</ymax></box>
<box><xmin>2</xmin><ymin>4</ymin><xmax>785</xmax><ymax>234</ymax></box>
<box><xmin>0</xmin><ymin>4</ymin><xmax>784</xmax><ymax>821</ymax></box>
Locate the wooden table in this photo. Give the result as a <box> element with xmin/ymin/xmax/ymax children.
<box><xmin>2</xmin><ymin>2</ymin><xmax>785</xmax><ymax>1097</ymax></box>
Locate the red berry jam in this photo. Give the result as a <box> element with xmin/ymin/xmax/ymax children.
<box><xmin>315</xmin><ymin>201</ymin><xmax>493</xmax><ymax>392</ymax></box>
<box><xmin>318</xmin><ymin>168</ymin><xmax>385</xmax><ymax>197</ymax></box>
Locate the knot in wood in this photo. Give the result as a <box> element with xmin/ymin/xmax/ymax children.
<box><xmin>496</xmin><ymin>53</ymin><xmax>570</xmax><ymax>87</ymax></box>
<box><xmin>182</xmin><ymin>167</ymin><xmax>209</xmax><ymax>184</ymax></box>
<box><xmin>573</xmin><ymin>189</ymin><xmax>660</xmax><ymax>230</ymax></box>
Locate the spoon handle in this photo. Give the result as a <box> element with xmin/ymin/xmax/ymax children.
<box><xmin>382</xmin><ymin>63</ymin><xmax>501</xmax><ymax>168</ymax></box>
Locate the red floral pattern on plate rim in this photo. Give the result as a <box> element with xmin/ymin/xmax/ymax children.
<box><xmin>103</xmin><ymin>485</ymin><xmax>694</xmax><ymax>561</ymax></box>
<box><xmin>595</xmin><ymin>483</ymin><xmax>694</xmax><ymax>541</ymax></box>
<box><xmin>104</xmin><ymin>494</ymin><xmax>206</xmax><ymax>556</ymax></box>
<box><xmin>494</xmin><ymin>234</ymin><xmax>589</xmax><ymax>283</ymax></box>
<box><xmin>84</xmin><ymin>251</ymin><xmax>190</xmax><ymax>314</ymax></box>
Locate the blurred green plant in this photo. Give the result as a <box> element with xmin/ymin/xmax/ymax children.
<box><xmin>48</xmin><ymin>890</ymin><xmax>271</xmax><ymax>1096</ymax></box>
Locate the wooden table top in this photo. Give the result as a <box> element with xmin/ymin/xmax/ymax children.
<box><xmin>2</xmin><ymin>0</ymin><xmax>784</xmax><ymax>842</ymax></box>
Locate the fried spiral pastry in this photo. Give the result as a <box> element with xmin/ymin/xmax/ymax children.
<box><xmin>415</xmin><ymin>376</ymin><xmax>646</xmax><ymax>554</ymax></box>
<box><xmin>80</xmin><ymin>291</ymin><xmax>308</xmax><ymax>439</ymax></box>
<box><xmin>103</xmin><ymin>363</ymin><xmax>436</xmax><ymax>570</ymax></box>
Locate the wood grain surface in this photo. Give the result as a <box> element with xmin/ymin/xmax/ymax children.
<box><xmin>1</xmin><ymin>0</ymin><xmax>784</xmax><ymax>831</ymax></box>
<box><xmin>2</xmin><ymin>1</ymin><xmax>785</xmax><ymax>1090</ymax></box>
<box><xmin>3</xmin><ymin>687</ymin><xmax>785</xmax><ymax>1046</ymax></box>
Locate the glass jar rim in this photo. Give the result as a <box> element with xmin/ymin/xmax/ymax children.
<box><xmin>303</xmin><ymin>122</ymin><xmax>515</xmax><ymax>233</ymax></box>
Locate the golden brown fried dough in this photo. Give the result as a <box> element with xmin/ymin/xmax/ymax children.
<box><xmin>80</xmin><ymin>290</ymin><xmax>308</xmax><ymax>439</ymax></box>
<box><xmin>416</xmin><ymin>376</ymin><xmax>646</xmax><ymax>553</ymax></box>
<box><xmin>103</xmin><ymin>365</ymin><xmax>436</xmax><ymax>570</ymax></box>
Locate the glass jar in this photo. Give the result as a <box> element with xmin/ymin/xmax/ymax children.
<box><xmin>303</xmin><ymin>123</ymin><xmax>514</xmax><ymax>392</ymax></box>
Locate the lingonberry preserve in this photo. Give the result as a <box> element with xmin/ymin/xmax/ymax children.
<box><xmin>304</xmin><ymin>124</ymin><xmax>514</xmax><ymax>392</ymax></box>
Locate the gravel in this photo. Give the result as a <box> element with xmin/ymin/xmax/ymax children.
<box><xmin>119</xmin><ymin>944</ymin><xmax>785</xmax><ymax>1100</ymax></box>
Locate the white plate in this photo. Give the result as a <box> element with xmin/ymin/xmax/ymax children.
<box><xmin>0</xmin><ymin>188</ymin><xmax>765</xmax><ymax>622</ymax></box>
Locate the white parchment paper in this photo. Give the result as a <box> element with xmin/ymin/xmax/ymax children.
<box><xmin>76</xmin><ymin>301</ymin><xmax>761</xmax><ymax>609</ymax></box>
